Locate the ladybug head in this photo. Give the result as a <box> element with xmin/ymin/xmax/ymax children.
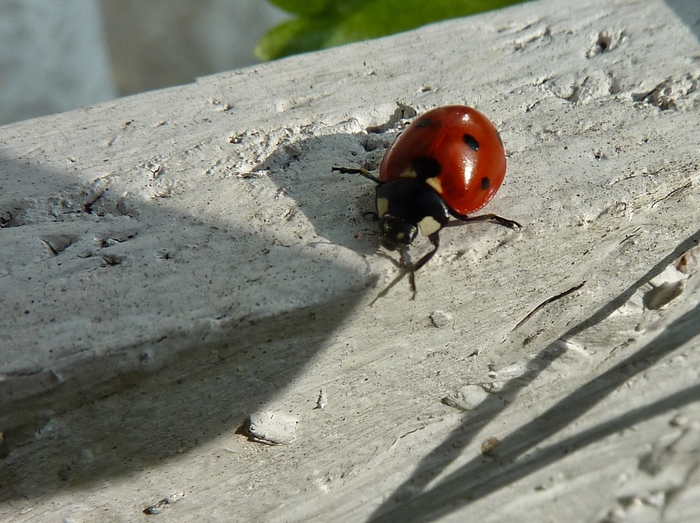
<box><xmin>378</xmin><ymin>214</ymin><xmax>418</xmax><ymax>251</ymax></box>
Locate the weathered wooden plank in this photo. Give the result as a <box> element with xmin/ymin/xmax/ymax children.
<box><xmin>1</xmin><ymin>0</ymin><xmax>700</xmax><ymax>521</ymax></box>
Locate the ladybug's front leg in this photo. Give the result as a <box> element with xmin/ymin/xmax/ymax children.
<box><xmin>370</xmin><ymin>241</ymin><xmax>421</xmax><ymax>303</ymax></box>
<box><xmin>370</xmin><ymin>233</ymin><xmax>439</xmax><ymax>303</ymax></box>
<box><xmin>405</xmin><ymin>232</ymin><xmax>441</xmax><ymax>299</ymax></box>
<box><xmin>369</xmin><ymin>246</ymin><xmax>412</xmax><ymax>304</ymax></box>
<box><xmin>412</xmin><ymin>232</ymin><xmax>441</xmax><ymax>273</ymax></box>
<box><xmin>397</xmin><ymin>246</ymin><xmax>416</xmax><ymax>299</ymax></box>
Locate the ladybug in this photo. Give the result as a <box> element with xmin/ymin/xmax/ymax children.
<box><xmin>334</xmin><ymin>105</ymin><xmax>521</xmax><ymax>298</ymax></box>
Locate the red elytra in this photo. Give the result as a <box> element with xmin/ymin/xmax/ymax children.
<box><xmin>379</xmin><ymin>105</ymin><xmax>506</xmax><ymax>216</ymax></box>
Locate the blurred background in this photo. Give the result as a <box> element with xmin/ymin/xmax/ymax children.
<box><xmin>0</xmin><ymin>0</ymin><xmax>532</xmax><ymax>127</ymax></box>
<box><xmin>2</xmin><ymin>0</ymin><xmax>695</xmax><ymax>127</ymax></box>
<box><xmin>0</xmin><ymin>0</ymin><xmax>289</xmax><ymax>126</ymax></box>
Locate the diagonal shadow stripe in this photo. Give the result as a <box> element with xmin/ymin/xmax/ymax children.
<box><xmin>367</xmin><ymin>228</ymin><xmax>700</xmax><ymax>522</ymax></box>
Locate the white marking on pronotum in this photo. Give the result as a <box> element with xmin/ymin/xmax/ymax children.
<box><xmin>377</xmin><ymin>197</ymin><xmax>389</xmax><ymax>217</ymax></box>
<box><xmin>425</xmin><ymin>176</ymin><xmax>443</xmax><ymax>194</ymax></box>
<box><xmin>418</xmin><ymin>216</ymin><xmax>442</xmax><ymax>237</ymax></box>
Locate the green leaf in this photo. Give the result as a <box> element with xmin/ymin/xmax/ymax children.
<box><xmin>265</xmin><ymin>0</ymin><xmax>336</xmax><ymax>17</ymax></box>
<box><xmin>255</xmin><ymin>19</ymin><xmax>336</xmax><ymax>62</ymax></box>
<box><xmin>256</xmin><ymin>0</ymin><xmax>528</xmax><ymax>61</ymax></box>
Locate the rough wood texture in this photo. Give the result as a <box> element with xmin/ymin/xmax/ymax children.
<box><xmin>2</xmin><ymin>0</ymin><xmax>700</xmax><ymax>521</ymax></box>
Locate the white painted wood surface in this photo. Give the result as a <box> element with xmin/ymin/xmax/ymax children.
<box><xmin>1</xmin><ymin>0</ymin><xmax>700</xmax><ymax>521</ymax></box>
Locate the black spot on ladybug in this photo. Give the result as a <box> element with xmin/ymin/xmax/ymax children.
<box><xmin>481</xmin><ymin>177</ymin><xmax>490</xmax><ymax>190</ymax></box>
<box><xmin>463</xmin><ymin>134</ymin><xmax>480</xmax><ymax>151</ymax></box>
<box><xmin>412</xmin><ymin>156</ymin><xmax>442</xmax><ymax>179</ymax></box>
<box><xmin>415</xmin><ymin>118</ymin><xmax>434</xmax><ymax>129</ymax></box>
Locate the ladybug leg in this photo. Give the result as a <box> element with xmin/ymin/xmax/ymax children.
<box><xmin>369</xmin><ymin>250</ymin><xmax>411</xmax><ymax>304</ymax></box>
<box><xmin>331</xmin><ymin>166</ymin><xmax>381</xmax><ymax>184</ymax></box>
<box><xmin>403</xmin><ymin>232</ymin><xmax>441</xmax><ymax>299</ymax></box>
<box><xmin>398</xmin><ymin>245</ymin><xmax>418</xmax><ymax>299</ymax></box>
<box><xmin>370</xmin><ymin>236</ymin><xmax>439</xmax><ymax>303</ymax></box>
<box><xmin>369</xmin><ymin>245</ymin><xmax>417</xmax><ymax>303</ymax></box>
<box><xmin>448</xmin><ymin>212</ymin><xmax>522</xmax><ymax>230</ymax></box>
<box><xmin>412</xmin><ymin>232</ymin><xmax>441</xmax><ymax>273</ymax></box>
